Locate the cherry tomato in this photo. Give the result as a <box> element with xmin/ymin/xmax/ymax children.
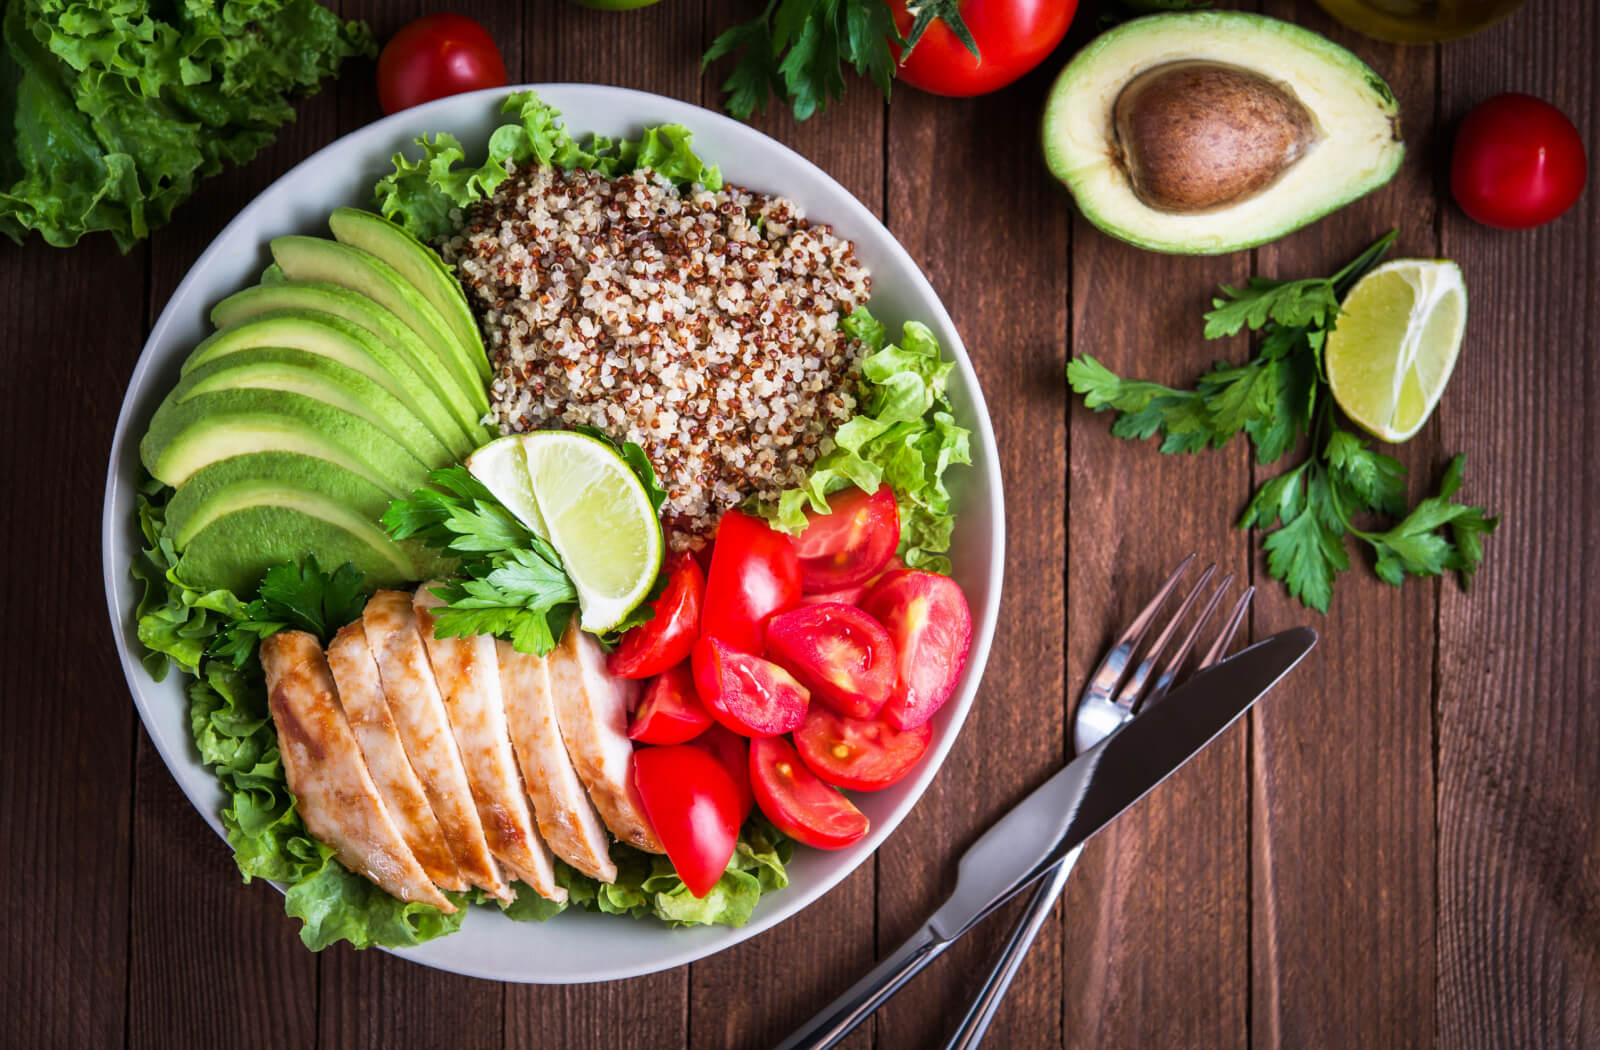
<box><xmin>750</xmin><ymin>736</ymin><xmax>869</xmax><ymax>850</ymax></box>
<box><xmin>887</xmin><ymin>0</ymin><xmax>1077</xmax><ymax>98</ymax></box>
<box><xmin>690</xmin><ymin>723</ymin><xmax>754</xmax><ymax>822</ymax></box>
<box><xmin>376</xmin><ymin>14</ymin><xmax>508</xmax><ymax>115</ymax></box>
<box><xmin>765</xmin><ymin>603</ymin><xmax>897</xmax><ymax>719</ymax></box>
<box><xmin>800</xmin><ymin>585</ymin><xmax>866</xmax><ymax>607</ymax></box>
<box><xmin>608</xmin><ymin>552</ymin><xmax>705</xmax><ymax>679</ymax></box>
<box><xmin>628</xmin><ymin>664</ymin><xmax>714</xmax><ymax>745</ymax></box>
<box><xmin>633</xmin><ymin>745</ymin><xmax>741</xmax><ymax>897</ymax></box>
<box><xmin>1451</xmin><ymin>93</ymin><xmax>1588</xmax><ymax>229</ymax></box>
<box><xmin>794</xmin><ymin>485</ymin><xmax>900</xmax><ymax>593</ymax></box>
<box><xmin>794</xmin><ymin>707</ymin><xmax>933</xmax><ymax>792</ymax></box>
<box><xmin>860</xmin><ymin>570</ymin><xmax>972</xmax><ymax>730</ymax></box>
<box><xmin>692</xmin><ymin>636</ymin><xmax>810</xmax><ymax>737</ymax></box>
<box><xmin>701</xmin><ymin>510</ymin><xmax>801</xmax><ymax>654</ymax></box>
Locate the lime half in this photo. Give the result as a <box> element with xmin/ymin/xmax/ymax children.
<box><xmin>518</xmin><ymin>430</ymin><xmax>663</xmax><ymax>632</ymax></box>
<box><xmin>1326</xmin><ymin>259</ymin><xmax>1468</xmax><ymax>443</ymax></box>
<box><xmin>466</xmin><ymin>435</ymin><xmax>548</xmax><ymax>538</ymax></box>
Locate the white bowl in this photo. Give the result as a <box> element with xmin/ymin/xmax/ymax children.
<box><xmin>101</xmin><ymin>84</ymin><xmax>1005</xmax><ymax>983</ymax></box>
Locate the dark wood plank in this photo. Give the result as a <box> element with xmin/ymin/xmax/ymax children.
<box><xmin>1249</xmin><ymin>5</ymin><xmax>1440</xmax><ymax>1048</ymax></box>
<box><xmin>1435</xmin><ymin>6</ymin><xmax>1600</xmax><ymax>1047</ymax></box>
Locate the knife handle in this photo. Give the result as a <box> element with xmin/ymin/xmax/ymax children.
<box><xmin>942</xmin><ymin>845</ymin><xmax>1083</xmax><ymax>1050</ymax></box>
<box><xmin>776</xmin><ymin>922</ymin><xmax>951</xmax><ymax>1050</ymax></box>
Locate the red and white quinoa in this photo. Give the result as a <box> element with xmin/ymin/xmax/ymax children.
<box><xmin>442</xmin><ymin>165</ymin><xmax>872</xmax><ymax>545</ymax></box>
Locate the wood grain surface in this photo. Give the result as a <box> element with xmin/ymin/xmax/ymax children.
<box><xmin>1</xmin><ymin>2</ymin><xmax>1595</xmax><ymax>1049</ymax></box>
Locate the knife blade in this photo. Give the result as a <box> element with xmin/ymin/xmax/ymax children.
<box><xmin>778</xmin><ymin>625</ymin><xmax>1317</xmax><ymax>1050</ymax></box>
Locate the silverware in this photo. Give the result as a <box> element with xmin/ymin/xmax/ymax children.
<box><xmin>946</xmin><ymin>556</ymin><xmax>1254</xmax><ymax>1049</ymax></box>
<box><xmin>775</xmin><ymin>617</ymin><xmax>1316</xmax><ymax>1050</ymax></box>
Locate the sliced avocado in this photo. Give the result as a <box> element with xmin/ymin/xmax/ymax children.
<box><xmin>326</xmin><ymin>208</ymin><xmax>491</xmax><ymax>381</ymax></box>
<box><xmin>175</xmin><ymin>486</ymin><xmax>418</xmax><ymax>594</ymax></box>
<box><xmin>183</xmin><ymin>311</ymin><xmax>478</xmax><ymax>459</ymax></box>
<box><xmin>164</xmin><ymin>451</ymin><xmax>394</xmax><ymax>547</ymax></box>
<box><xmin>1042</xmin><ymin>11</ymin><xmax>1404</xmax><ymax>255</ymax></box>
<box><xmin>270</xmin><ymin>235</ymin><xmax>490</xmax><ymax>402</ymax></box>
<box><xmin>209</xmin><ymin>281</ymin><xmax>491</xmax><ymax>444</ymax></box>
<box><xmin>171</xmin><ymin>348</ymin><xmax>453</xmax><ymax>469</ymax></box>
<box><xmin>141</xmin><ymin>389</ymin><xmax>430</xmax><ymax>495</ymax></box>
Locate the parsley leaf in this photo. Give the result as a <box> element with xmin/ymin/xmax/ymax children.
<box><xmin>211</xmin><ymin>556</ymin><xmax>368</xmax><ymax>667</ymax></box>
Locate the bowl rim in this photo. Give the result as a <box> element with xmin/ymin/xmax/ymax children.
<box><xmin>100</xmin><ymin>82</ymin><xmax>1006</xmax><ymax>983</ymax></box>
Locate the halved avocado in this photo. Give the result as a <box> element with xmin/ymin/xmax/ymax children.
<box><xmin>270</xmin><ymin>235</ymin><xmax>489</xmax><ymax>401</ymax></box>
<box><xmin>1042</xmin><ymin>11</ymin><xmax>1405</xmax><ymax>255</ymax></box>
<box><xmin>183</xmin><ymin>311</ymin><xmax>478</xmax><ymax>459</ymax></box>
<box><xmin>326</xmin><ymin>208</ymin><xmax>490</xmax><ymax>382</ymax></box>
<box><xmin>209</xmin><ymin>281</ymin><xmax>491</xmax><ymax>443</ymax></box>
<box><xmin>141</xmin><ymin>389</ymin><xmax>430</xmax><ymax>495</ymax></box>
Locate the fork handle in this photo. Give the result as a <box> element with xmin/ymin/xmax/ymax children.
<box><xmin>942</xmin><ymin>845</ymin><xmax>1083</xmax><ymax>1050</ymax></box>
<box><xmin>777</xmin><ymin>922</ymin><xmax>951</xmax><ymax>1050</ymax></box>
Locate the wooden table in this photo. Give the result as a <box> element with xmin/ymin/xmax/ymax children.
<box><xmin>5</xmin><ymin>2</ymin><xmax>1596</xmax><ymax>1047</ymax></box>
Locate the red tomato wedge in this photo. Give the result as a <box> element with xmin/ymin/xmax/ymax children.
<box><xmin>701</xmin><ymin>511</ymin><xmax>801</xmax><ymax>653</ymax></box>
<box><xmin>608</xmin><ymin>552</ymin><xmax>705</xmax><ymax>679</ymax></box>
<box><xmin>795</xmin><ymin>708</ymin><xmax>933</xmax><ymax>792</ymax></box>
<box><xmin>634</xmin><ymin>745</ymin><xmax>742</xmax><ymax>898</ymax></box>
<box><xmin>628</xmin><ymin>664</ymin><xmax>714</xmax><ymax>745</ymax></box>
<box><xmin>690</xmin><ymin>723</ymin><xmax>754</xmax><ymax>822</ymax></box>
<box><xmin>750</xmin><ymin>737</ymin><xmax>869</xmax><ymax>850</ymax></box>
<box><xmin>860</xmin><ymin>570</ymin><xmax>973</xmax><ymax>729</ymax></box>
<box><xmin>692</xmin><ymin>636</ymin><xmax>809</xmax><ymax>737</ymax></box>
<box><xmin>794</xmin><ymin>485</ymin><xmax>900</xmax><ymax>593</ymax></box>
<box><xmin>765</xmin><ymin>603</ymin><xmax>896</xmax><ymax>719</ymax></box>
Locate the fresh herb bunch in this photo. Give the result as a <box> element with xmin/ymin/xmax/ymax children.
<box><xmin>211</xmin><ymin>558</ymin><xmax>369</xmax><ymax>667</ymax></box>
<box><xmin>1067</xmin><ymin>231</ymin><xmax>1500</xmax><ymax>612</ymax></box>
<box><xmin>703</xmin><ymin>0</ymin><xmax>976</xmax><ymax>121</ymax></box>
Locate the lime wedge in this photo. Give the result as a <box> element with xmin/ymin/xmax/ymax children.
<box><xmin>466</xmin><ymin>435</ymin><xmax>548</xmax><ymax>538</ymax></box>
<box><xmin>1326</xmin><ymin>259</ymin><xmax>1468</xmax><ymax>443</ymax></box>
<box><xmin>518</xmin><ymin>430</ymin><xmax>663</xmax><ymax>632</ymax></box>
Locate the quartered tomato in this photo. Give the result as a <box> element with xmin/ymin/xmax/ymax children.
<box><xmin>692</xmin><ymin>636</ymin><xmax>810</xmax><ymax>737</ymax></box>
<box><xmin>701</xmin><ymin>510</ymin><xmax>801</xmax><ymax>654</ymax></box>
<box><xmin>765</xmin><ymin>603</ymin><xmax>896</xmax><ymax>719</ymax></box>
<box><xmin>690</xmin><ymin>722</ymin><xmax>754</xmax><ymax>821</ymax></box>
<box><xmin>376</xmin><ymin>14</ymin><xmax>508</xmax><ymax>115</ymax></box>
<box><xmin>860</xmin><ymin>570</ymin><xmax>972</xmax><ymax>729</ymax></box>
<box><xmin>628</xmin><ymin>664</ymin><xmax>714</xmax><ymax>745</ymax></box>
<box><xmin>794</xmin><ymin>485</ymin><xmax>900</xmax><ymax>593</ymax></box>
<box><xmin>888</xmin><ymin>0</ymin><xmax>1077</xmax><ymax>98</ymax></box>
<box><xmin>634</xmin><ymin>745</ymin><xmax>742</xmax><ymax>898</ymax></box>
<box><xmin>749</xmin><ymin>736</ymin><xmax>870</xmax><ymax>850</ymax></box>
<box><xmin>608</xmin><ymin>552</ymin><xmax>705</xmax><ymax>679</ymax></box>
<box><xmin>794</xmin><ymin>707</ymin><xmax>932</xmax><ymax>791</ymax></box>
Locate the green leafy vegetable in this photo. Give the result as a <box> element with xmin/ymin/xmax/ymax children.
<box><xmin>374</xmin><ymin>90</ymin><xmax>723</xmax><ymax>243</ymax></box>
<box><xmin>1</xmin><ymin>0</ymin><xmax>372</xmax><ymax>250</ymax></box>
<box><xmin>770</xmin><ymin>307</ymin><xmax>972</xmax><ymax>573</ymax></box>
<box><xmin>1068</xmin><ymin>232</ymin><xmax>1499</xmax><ymax>611</ymax></box>
<box><xmin>210</xmin><ymin>557</ymin><xmax>368</xmax><ymax>668</ymax></box>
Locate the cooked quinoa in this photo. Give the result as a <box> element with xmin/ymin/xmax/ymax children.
<box><xmin>443</xmin><ymin>165</ymin><xmax>872</xmax><ymax>544</ymax></box>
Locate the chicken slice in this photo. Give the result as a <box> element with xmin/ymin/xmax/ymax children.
<box><xmin>545</xmin><ymin>622</ymin><xmax>662</xmax><ymax>853</ymax></box>
<box><xmin>362</xmin><ymin>589</ymin><xmax>511</xmax><ymax>901</ymax></box>
<box><xmin>496</xmin><ymin>639</ymin><xmax>618</xmax><ymax>882</ymax></box>
<box><xmin>414</xmin><ymin>585</ymin><xmax>565</xmax><ymax>902</ymax></box>
<box><xmin>326</xmin><ymin>621</ymin><xmax>466</xmax><ymax>893</ymax></box>
<box><xmin>260</xmin><ymin>630</ymin><xmax>453</xmax><ymax>913</ymax></box>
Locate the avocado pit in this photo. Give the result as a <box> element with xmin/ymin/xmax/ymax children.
<box><xmin>1112</xmin><ymin>61</ymin><xmax>1317</xmax><ymax>213</ymax></box>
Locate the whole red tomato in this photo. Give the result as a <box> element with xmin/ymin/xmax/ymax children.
<box><xmin>888</xmin><ymin>0</ymin><xmax>1077</xmax><ymax>98</ymax></box>
<box><xmin>1451</xmin><ymin>93</ymin><xmax>1587</xmax><ymax>230</ymax></box>
<box><xmin>377</xmin><ymin>14</ymin><xmax>508</xmax><ymax>115</ymax></box>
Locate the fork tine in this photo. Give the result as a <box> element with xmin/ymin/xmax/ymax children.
<box><xmin>1112</xmin><ymin>563</ymin><xmax>1217</xmax><ymax>713</ymax></box>
<box><xmin>1142</xmin><ymin>572</ymin><xmax>1235</xmax><ymax>709</ymax></box>
<box><xmin>1197</xmin><ymin>585</ymin><xmax>1254</xmax><ymax>670</ymax></box>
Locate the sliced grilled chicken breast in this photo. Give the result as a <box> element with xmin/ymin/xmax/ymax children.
<box><xmin>546</xmin><ymin>622</ymin><xmax>662</xmax><ymax>853</ymax></box>
<box><xmin>362</xmin><ymin>589</ymin><xmax>510</xmax><ymax>901</ymax></box>
<box><xmin>326</xmin><ymin>622</ymin><xmax>465</xmax><ymax>893</ymax></box>
<box><xmin>260</xmin><ymin>630</ymin><xmax>453</xmax><ymax>912</ymax></box>
<box><xmin>415</xmin><ymin>586</ymin><xmax>565</xmax><ymax>902</ymax></box>
<box><xmin>496</xmin><ymin>639</ymin><xmax>618</xmax><ymax>882</ymax></box>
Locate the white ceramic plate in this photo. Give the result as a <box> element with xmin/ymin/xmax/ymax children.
<box><xmin>101</xmin><ymin>84</ymin><xmax>1005</xmax><ymax>983</ymax></box>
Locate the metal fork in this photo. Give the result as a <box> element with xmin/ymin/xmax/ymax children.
<box><xmin>942</xmin><ymin>554</ymin><xmax>1254</xmax><ymax>1050</ymax></box>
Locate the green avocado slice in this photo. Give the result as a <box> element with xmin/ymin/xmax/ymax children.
<box><xmin>163</xmin><ymin>452</ymin><xmax>393</xmax><ymax>547</ymax></box>
<box><xmin>172</xmin><ymin>348</ymin><xmax>453</xmax><ymax>470</ymax></box>
<box><xmin>327</xmin><ymin>208</ymin><xmax>491</xmax><ymax>382</ymax></box>
<box><xmin>183</xmin><ymin>310</ymin><xmax>478</xmax><ymax>459</ymax></box>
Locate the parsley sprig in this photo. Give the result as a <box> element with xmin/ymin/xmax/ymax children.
<box><xmin>1067</xmin><ymin>231</ymin><xmax>1500</xmax><ymax>612</ymax></box>
<box><xmin>210</xmin><ymin>556</ymin><xmax>370</xmax><ymax>667</ymax></box>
